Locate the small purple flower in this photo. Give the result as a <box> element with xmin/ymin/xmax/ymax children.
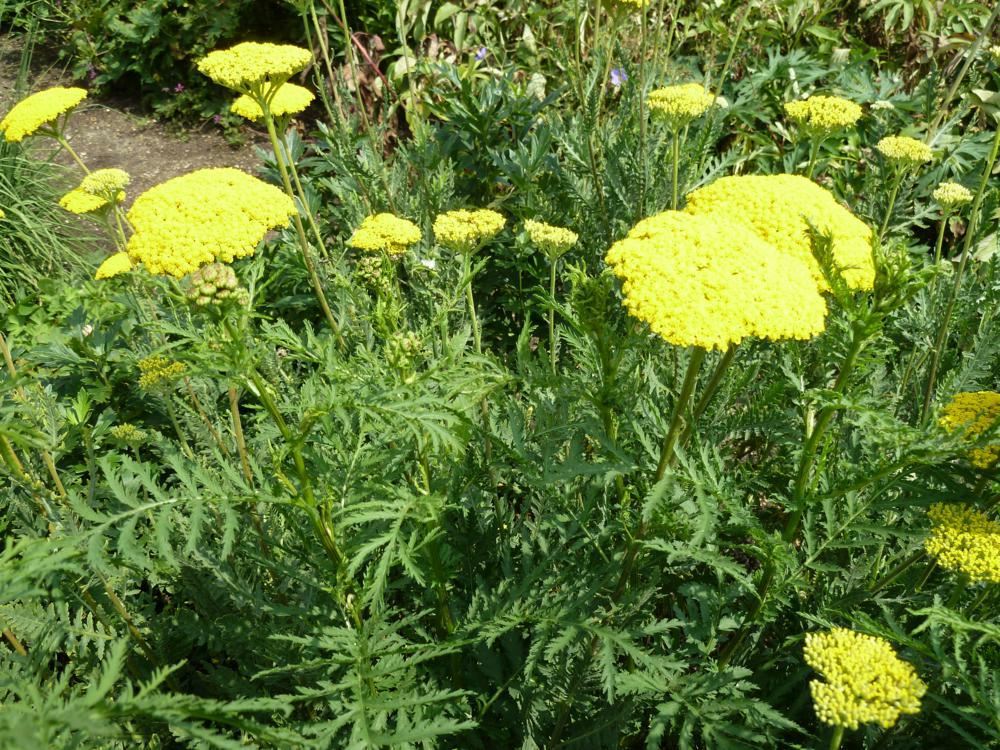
<box><xmin>475</xmin><ymin>46</ymin><xmax>488</xmax><ymax>62</ymax></box>
<box><xmin>610</xmin><ymin>68</ymin><xmax>628</xmax><ymax>89</ymax></box>
<box><xmin>173</xmin><ymin>82</ymin><xmax>185</xmax><ymax>93</ymax></box>
<box><xmin>87</xmin><ymin>64</ymin><xmax>98</xmax><ymax>81</ymax></box>
<box><xmin>213</xmin><ymin>114</ymin><xmax>223</xmax><ymax>125</ymax></box>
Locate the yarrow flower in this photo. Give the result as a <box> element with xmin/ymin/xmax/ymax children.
<box><xmin>685</xmin><ymin>174</ymin><xmax>875</xmax><ymax>291</ymax></box>
<box><xmin>231</xmin><ymin>83</ymin><xmax>314</xmax><ymax>121</ymax></box>
<box><xmin>804</xmin><ymin>628</ymin><xmax>926</xmax><ymax>730</ymax></box>
<box><xmin>95</xmin><ymin>252</ymin><xmax>133</xmax><ymax>280</ymax></box>
<box><xmin>784</xmin><ymin>94</ymin><xmax>862</xmax><ymax>135</ymax></box>
<box><xmin>0</xmin><ymin>86</ymin><xmax>87</xmax><ymax>142</ymax></box>
<box><xmin>59</xmin><ymin>188</ymin><xmax>112</xmax><ymax>215</ymax></box>
<box><xmin>80</xmin><ymin>168</ymin><xmax>130</xmax><ymax>197</ymax></box>
<box><xmin>938</xmin><ymin>391</ymin><xmax>1000</xmax><ymax>468</ymax></box>
<box><xmin>605</xmin><ymin>211</ymin><xmax>827</xmax><ymax>350</ymax></box>
<box><xmin>126</xmin><ymin>168</ymin><xmax>295</xmax><ymax>277</ymax></box>
<box><xmin>110</xmin><ymin>423</ymin><xmax>147</xmax><ymax>445</ymax></box>
<box><xmin>433</xmin><ymin>209</ymin><xmax>505</xmax><ymax>253</ymax></box>
<box><xmin>347</xmin><ymin>213</ymin><xmax>422</xmax><ymax>256</ymax></box>
<box><xmin>876</xmin><ymin>135</ymin><xmax>933</xmax><ymax>169</ymax></box>
<box><xmin>61</xmin><ymin>168</ymin><xmax>130</xmax><ymax>215</ymax></box>
<box><xmin>138</xmin><ymin>355</ymin><xmax>186</xmax><ymax>391</ymax></box>
<box><xmin>197</xmin><ymin>42</ymin><xmax>311</xmax><ymax>94</ymax></box>
<box><xmin>647</xmin><ymin>83</ymin><xmax>715</xmax><ymax>128</ymax></box>
<box><xmin>524</xmin><ymin>219</ymin><xmax>578</xmax><ymax>259</ymax></box>
<box><xmin>925</xmin><ymin>503</ymin><xmax>1000</xmax><ymax>584</ymax></box>
<box><xmin>932</xmin><ymin>181</ymin><xmax>973</xmax><ymax>212</ymax></box>
<box><xmin>989</xmin><ymin>45</ymin><xmax>1000</xmax><ymax>64</ymax></box>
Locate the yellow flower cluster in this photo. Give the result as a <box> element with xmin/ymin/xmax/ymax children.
<box><xmin>932</xmin><ymin>181</ymin><xmax>973</xmax><ymax>211</ymax></box>
<box><xmin>138</xmin><ymin>355</ymin><xmax>186</xmax><ymax>391</ymax></box>
<box><xmin>989</xmin><ymin>45</ymin><xmax>1000</xmax><ymax>64</ymax></box>
<box><xmin>605</xmin><ymin>211</ymin><xmax>827</xmax><ymax>350</ymax></box>
<box><xmin>876</xmin><ymin>135</ymin><xmax>933</xmax><ymax>168</ymax></box>
<box><xmin>95</xmin><ymin>252</ymin><xmax>133</xmax><ymax>280</ymax></box>
<box><xmin>81</xmin><ymin>168</ymin><xmax>130</xmax><ymax>196</ymax></box>
<box><xmin>804</xmin><ymin>628</ymin><xmax>926</xmax><ymax>730</ymax></box>
<box><xmin>784</xmin><ymin>95</ymin><xmax>862</xmax><ymax>135</ymax></box>
<box><xmin>433</xmin><ymin>209</ymin><xmax>506</xmax><ymax>253</ymax></box>
<box><xmin>60</xmin><ymin>189</ymin><xmax>111</xmax><ymax>215</ymax></box>
<box><xmin>126</xmin><ymin>168</ymin><xmax>296</xmax><ymax>277</ymax></box>
<box><xmin>198</xmin><ymin>42</ymin><xmax>312</xmax><ymax>93</ymax></box>
<box><xmin>938</xmin><ymin>391</ymin><xmax>1000</xmax><ymax>468</ymax></box>
<box><xmin>685</xmin><ymin>174</ymin><xmax>875</xmax><ymax>291</ymax></box>
<box><xmin>925</xmin><ymin>503</ymin><xmax>1000</xmax><ymax>584</ymax></box>
<box><xmin>110</xmin><ymin>423</ymin><xmax>147</xmax><ymax>445</ymax></box>
<box><xmin>0</xmin><ymin>208</ymin><xmax>5</xmax><ymax>219</ymax></box>
<box><xmin>348</xmin><ymin>213</ymin><xmax>423</xmax><ymax>256</ymax></box>
<box><xmin>0</xmin><ymin>86</ymin><xmax>87</xmax><ymax>142</ymax></box>
<box><xmin>647</xmin><ymin>83</ymin><xmax>715</xmax><ymax>128</ymax></box>
<box><xmin>524</xmin><ymin>219</ymin><xmax>578</xmax><ymax>259</ymax></box>
<box><xmin>231</xmin><ymin>83</ymin><xmax>314</xmax><ymax>121</ymax></box>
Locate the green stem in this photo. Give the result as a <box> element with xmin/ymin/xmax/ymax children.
<box><xmin>163</xmin><ymin>397</ymin><xmax>194</xmax><ymax>459</ymax></box>
<box><xmin>53</xmin><ymin>133</ymin><xmax>90</xmax><ymax>174</ymax></box>
<box><xmin>805</xmin><ymin>136</ymin><xmax>822</xmax><ymax>179</ymax></box>
<box><xmin>879</xmin><ymin>172</ymin><xmax>902</xmax><ymax>240</ymax></box>
<box><xmin>922</xmin><ymin>126</ymin><xmax>1000</xmax><ymax>423</ymax></box>
<box><xmin>549</xmin><ymin>257</ymin><xmax>559</xmax><ymax>374</ymax></box>
<box><xmin>679</xmin><ymin>345</ymin><xmax>735</xmax><ymax>446</ymax></box>
<box><xmin>463</xmin><ymin>253</ymin><xmax>482</xmax><ymax>354</ymax></box>
<box><xmin>637</xmin><ymin>6</ymin><xmax>648</xmax><ymax>216</ymax></box>
<box><xmin>671</xmin><ymin>129</ymin><xmax>681</xmax><ymax>210</ymax></box>
<box><xmin>829</xmin><ymin>725</ymin><xmax>845</xmax><ymax>750</ymax></box>
<box><xmin>261</xmin><ymin>109</ymin><xmax>341</xmax><ymax>339</ymax></box>
<box><xmin>927</xmin><ymin>212</ymin><xmax>950</xmax><ymax>301</ymax></box>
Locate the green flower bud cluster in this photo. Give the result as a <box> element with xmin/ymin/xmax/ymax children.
<box><xmin>110</xmin><ymin>423</ymin><xmax>147</xmax><ymax>445</ymax></box>
<box><xmin>185</xmin><ymin>262</ymin><xmax>249</xmax><ymax>309</ymax></box>
<box><xmin>354</xmin><ymin>254</ymin><xmax>389</xmax><ymax>293</ymax></box>
<box><xmin>386</xmin><ymin>331</ymin><xmax>423</xmax><ymax>372</ymax></box>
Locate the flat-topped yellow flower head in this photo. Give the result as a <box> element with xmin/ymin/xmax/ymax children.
<box><xmin>647</xmin><ymin>83</ymin><xmax>715</xmax><ymax>128</ymax></box>
<box><xmin>524</xmin><ymin>219</ymin><xmax>578</xmax><ymax>259</ymax></box>
<box><xmin>95</xmin><ymin>252</ymin><xmax>133</xmax><ymax>280</ymax></box>
<box><xmin>60</xmin><ymin>188</ymin><xmax>112</xmax><ymax>215</ymax></box>
<box><xmin>932</xmin><ymin>181</ymin><xmax>973</xmax><ymax>212</ymax></box>
<box><xmin>61</xmin><ymin>168</ymin><xmax>130</xmax><ymax>214</ymax></box>
<box><xmin>784</xmin><ymin>95</ymin><xmax>862</xmax><ymax>136</ymax></box>
<box><xmin>347</xmin><ymin>213</ymin><xmax>422</xmax><ymax>256</ymax></box>
<box><xmin>433</xmin><ymin>209</ymin><xmax>505</xmax><ymax>253</ymax></box>
<box><xmin>198</xmin><ymin>42</ymin><xmax>311</xmax><ymax>94</ymax></box>
<box><xmin>605</xmin><ymin>211</ymin><xmax>827</xmax><ymax>351</ymax></box>
<box><xmin>138</xmin><ymin>355</ymin><xmax>187</xmax><ymax>391</ymax></box>
<box><xmin>685</xmin><ymin>174</ymin><xmax>875</xmax><ymax>291</ymax></box>
<box><xmin>804</xmin><ymin>628</ymin><xmax>925</xmax><ymax>730</ymax></box>
<box><xmin>876</xmin><ymin>135</ymin><xmax>933</xmax><ymax>169</ymax></box>
<box><xmin>0</xmin><ymin>87</ymin><xmax>87</xmax><ymax>142</ymax></box>
<box><xmin>938</xmin><ymin>391</ymin><xmax>1000</xmax><ymax>468</ymax></box>
<box><xmin>231</xmin><ymin>83</ymin><xmax>314</xmax><ymax>121</ymax></box>
<box><xmin>925</xmin><ymin>503</ymin><xmax>1000</xmax><ymax>584</ymax></box>
<box><xmin>126</xmin><ymin>168</ymin><xmax>296</xmax><ymax>277</ymax></box>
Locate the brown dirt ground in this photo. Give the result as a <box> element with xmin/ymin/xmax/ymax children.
<box><xmin>0</xmin><ymin>33</ymin><xmax>267</xmax><ymax>203</ymax></box>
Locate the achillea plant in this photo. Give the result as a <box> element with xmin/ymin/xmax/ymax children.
<box><xmin>925</xmin><ymin>504</ymin><xmax>1000</xmax><ymax>584</ymax></box>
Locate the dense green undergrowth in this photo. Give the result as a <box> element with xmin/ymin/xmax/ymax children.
<box><xmin>1</xmin><ymin>2</ymin><xmax>1000</xmax><ymax>749</ymax></box>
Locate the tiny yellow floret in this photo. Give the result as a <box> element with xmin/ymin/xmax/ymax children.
<box><xmin>126</xmin><ymin>168</ymin><xmax>296</xmax><ymax>277</ymax></box>
<box><xmin>784</xmin><ymin>95</ymin><xmax>862</xmax><ymax>135</ymax></box>
<box><xmin>685</xmin><ymin>174</ymin><xmax>875</xmax><ymax>291</ymax></box>
<box><xmin>804</xmin><ymin>628</ymin><xmax>925</xmax><ymax>730</ymax></box>
<box><xmin>95</xmin><ymin>252</ymin><xmax>133</xmax><ymax>280</ymax></box>
<box><xmin>647</xmin><ymin>83</ymin><xmax>715</xmax><ymax>128</ymax></box>
<box><xmin>925</xmin><ymin>503</ymin><xmax>1000</xmax><ymax>584</ymax></box>
<box><xmin>433</xmin><ymin>209</ymin><xmax>505</xmax><ymax>253</ymax></box>
<box><xmin>938</xmin><ymin>391</ymin><xmax>1000</xmax><ymax>468</ymax></box>
<box><xmin>348</xmin><ymin>213</ymin><xmax>422</xmax><ymax>256</ymax></box>
<box><xmin>932</xmin><ymin>182</ymin><xmax>973</xmax><ymax>211</ymax></box>
<box><xmin>0</xmin><ymin>87</ymin><xmax>87</xmax><ymax>142</ymax></box>
<box><xmin>524</xmin><ymin>219</ymin><xmax>578</xmax><ymax>259</ymax></box>
<box><xmin>198</xmin><ymin>42</ymin><xmax>312</xmax><ymax>93</ymax></box>
<box><xmin>231</xmin><ymin>83</ymin><xmax>314</xmax><ymax>121</ymax></box>
<box><xmin>876</xmin><ymin>135</ymin><xmax>933</xmax><ymax>169</ymax></box>
<box><xmin>605</xmin><ymin>211</ymin><xmax>827</xmax><ymax>350</ymax></box>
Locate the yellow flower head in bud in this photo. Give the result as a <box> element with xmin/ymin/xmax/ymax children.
<box><xmin>605</xmin><ymin>211</ymin><xmax>827</xmax><ymax>351</ymax></box>
<box><xmin>804</xmin><ymin>628</ymin><xmax>925</xmax><ymax>730</ymax></box>
<box><xmin>433</xmin><ymin>208</ymin><xmax>505</xmax><ymax>253</ymax></box>
<box><xmin>685</xmin><ymin>174</ymin><xmax>875</xmax><ymax>291</ymax></box>
<box><xmin>524</xmin><ymin>219</ymin><xmax>578</xmax><ymax>259</ymax></box>
<box><xmin>925</xmin><ymin>503</ymin><xmax>1000</xmax><ymax>584</ymax></box>
<box><xmin>59</xmin><ymin>188</ymin><xmax>113</xmax><ymax>215</ymax></box>
<box><xmin>0</xmin><ymin>86</ymin><xmax>87</xmax><ymax>142</ymax></box>
<box><xmin>197</xmin><ymin>42</ymin><xmax>311</xmax><ymax>93</ymax></box>
<box><xmin>876</xmin><ymin>135</ymin><xmax>933</xmax><ymax>169</ymax></box>
<box><xmin>932</xmin><ymin>181</ymin><xmax>973</xmax><ymax>212</ymax></box>
<box><xmin>347</xmin><ymin>213</ymin><xmax>423</xmax><ymax>256</ymax></box>
<box><xmin>647</xmin><ymin>83</ymin><xmax>715</xmax><ymax>128</ymax></box>
<box><xmin>231</xmin><ymin>83</ymin><xmax>314</xmax><ymax>121</ymax></box>
<box><xmin>138</xmin><ymin>355</ymin><xmax>186</xmax><ymax>391</ymax></box>
<box><xmin>95</xmin><ymin>252</ymin><xmax>133</xmax><ymax>280</ymax></box>
<box><xmin>784</xmin><ymin>95</ymin><xmax>862</xmax><ymax>136</ymax></box>
<box><xmin>938</xmin><ymin>391</ymin><xmax>1000</xmax><ymax>468</ymax></box>
<box><xmin>110</xmin><ymin>423</ymin><xmax>147</xmax><ymax>445</ymax></box>
<box><xmin>126</xmin><ymin>168</ymin><xmax>296</xmax><ymax>277</ymax></box>
<box><xmin>80</xmin><ymin>168</ymin><xmax>130</xmax><ymax>197</ymax></box>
